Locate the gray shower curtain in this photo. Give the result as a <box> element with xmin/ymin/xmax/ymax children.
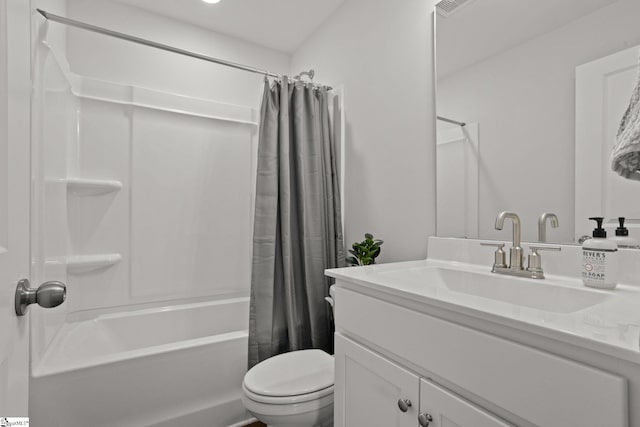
<box><xmin>248</xmin><ymin>79</ymin><xmax>345</xmax><ymax>368</ymax></box>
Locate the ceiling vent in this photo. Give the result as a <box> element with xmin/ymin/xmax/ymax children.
<box><xmin>436</xmin><ymin>0</ymin><xmax>477</xmax><ymax>17</ymax></box>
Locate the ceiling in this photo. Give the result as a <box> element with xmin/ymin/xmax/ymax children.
<box><xmin>112</xmin><ymin>0</ymin><xmax>345</xmax><ymax>53</ymax></box>
<box><xmin>437</xmin><ymin>0</ymin><xmax>621</xmax><ymax>78</ymax></box>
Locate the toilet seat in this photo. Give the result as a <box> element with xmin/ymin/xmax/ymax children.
<box><xmin>243</xmin><ymin>350</ymin><xmax>334</xmax><ymax>405</ymax></box>
<box><xmin>243</xmin><ymin>382</ymin><xmax>334</xmax><ymax>405</ymax></box>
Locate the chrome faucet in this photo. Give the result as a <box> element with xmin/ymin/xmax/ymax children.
<box><xmin>481</xmin><ymin>211</ymin><xmax>561</xmax><ymax>279</ymax></box>
<box><xmin>538</xmin><ymin>213</ymin><xmax>559</xmax><ymax>243</ymax></box>
<box><xmin>495</xmin><ymin>211</ymin><xmax>523</xmax><ymax>270</ymax></box>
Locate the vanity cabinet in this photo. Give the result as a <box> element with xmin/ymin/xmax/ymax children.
<box><xmin>420</xmin><ymin>378</ymin><xmax>513</xmax><ymax>427</ymax></box>
<box><xmin>334</xmin><ymin>334</ymin><xmax>419</xmax><ymax>427</ymax></box>
<box><xmin>333</xmin><ymin>285</ymin><xmax>629</xmax><ymax>427</ymax></box>
<box><xmin>335</xmin><ymin>333</ymin><xmax>513</xmax><ymax>427</ymax></box>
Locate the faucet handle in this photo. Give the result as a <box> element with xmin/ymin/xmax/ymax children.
<box><xmin>529</xmin><ymin>245</ymin><xmax>562</xmax><ymax>252</ymax></box>
<box><xmin>526</xmin><ymin>245</ymin><xmax>561</xmax><ymax>278</ymax></box>
<box><xmin>480</xmin><ymin>242</ymin><xmax>505</xmax><ymax>249</ymax></box>
<box><xmin>480</xmin><ymin>242</ymin><xmax>507</xmax><ymax>269</ymax></box>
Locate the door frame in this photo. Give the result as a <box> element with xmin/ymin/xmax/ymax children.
<box><xmin>0</xmin><ymin>0</ymin><xmax>33</xmax><ymax>416</ymax></box>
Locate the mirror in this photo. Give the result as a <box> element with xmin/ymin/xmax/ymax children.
<box><xmin>435</xmin><ymin>0</ymin><xmax>640</xmax><ymax>244</ymax></box>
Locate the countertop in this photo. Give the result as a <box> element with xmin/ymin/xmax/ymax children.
<box><xmin>326</xmin><ymin>238</ymin><xmax>640</xmax><ymax>365</ymax></box>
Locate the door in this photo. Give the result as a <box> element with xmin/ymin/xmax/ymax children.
<box><xmin>0</xmin><ymin>0</ymin><xmax>32</xmax><ymax>417</ymax></box>
<box><xmin>575</xmin><ymin>44</ymin><xmax>640</xmax><ymax>240</ymax></box>
<box><xmin>334</xmin><ymin>333</ymin><xmax>419</xmax><ymax>427</ymax></box>
<box><xmin>419</xmin><ymin>379</ymin><xmax>513</xmax><ymax>427</ymax></box>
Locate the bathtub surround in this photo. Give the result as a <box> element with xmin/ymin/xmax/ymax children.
<box><xmin>28</xmin><ymin>43</ymin><xmax>257</xmax><ymax>426</ymax></box>
<box><xmin>249</xmin><ymin>79</ymin><xmax>345</xmax><ymax>367</ymax></box>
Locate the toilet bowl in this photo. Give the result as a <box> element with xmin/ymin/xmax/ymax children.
<box><xmin>241</xmin><ymin>349</ymin><xmax>334</xmax><ymax>427</ymax></box>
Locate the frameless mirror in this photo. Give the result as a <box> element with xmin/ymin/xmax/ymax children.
<box><xmin>434</xmin><ymin>0</ymin><xmax>640</xmax><ymax>244</ymax></box>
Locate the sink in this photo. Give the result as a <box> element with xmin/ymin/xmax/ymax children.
<box><xmin>379</xmin><ymin>266</ymin><xmax>610</xmax><ymax>314</ymax></box>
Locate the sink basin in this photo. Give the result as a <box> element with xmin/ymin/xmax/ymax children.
<box><xmin>379</xmin><ymin>266</ymin><xmax>610</xmax><ymax>314</ymax></box>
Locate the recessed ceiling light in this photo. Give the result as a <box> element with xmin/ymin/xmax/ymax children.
<box><xmin>202</xmin><ymin>0</ymin><xmax>221</xmax><ymax>4</ymax></box>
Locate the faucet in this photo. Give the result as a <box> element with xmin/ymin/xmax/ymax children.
<box><xmin>495</xmin><ymin>211</ymin><xmax>523</xmax><ymax>270</ymax></box>
<box><xmin>538</xmin><ymin>213</ymin><xmax>559</xmax><ymax>243</ymax></box>
<box><xmin>481</xmin><ymin>211</ymin><xmax>561</xmax><ymax>279</ymax></box>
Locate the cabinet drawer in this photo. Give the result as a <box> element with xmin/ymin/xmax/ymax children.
<box><xmin>335</xmin><ymin>287</ymin><xmax>628</xmax><ymax>427</ymax></box>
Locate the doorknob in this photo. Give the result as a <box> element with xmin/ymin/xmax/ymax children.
<box><xmin>15</xmin><ymin>279</ymin><xmax>66</xmax><ymax>316</ymax></box>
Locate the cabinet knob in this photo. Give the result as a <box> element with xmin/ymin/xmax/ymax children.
<box><xmin>397</xmin><ymin>398</ymin><xmax>412</xmax><ymax>412</ymax></box>
<box><xmin>418</xmin><ymin>413</ymin><xmax>433</xmax><ymax>427</ymax></box>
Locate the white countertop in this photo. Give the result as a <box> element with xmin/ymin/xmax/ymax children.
<box><xmin>326</xmin><ymin>237</ymin><xmax>640</xmax><ymax>365</ymax></box>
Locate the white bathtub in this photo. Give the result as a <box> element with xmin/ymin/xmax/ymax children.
<box><xmin>30</xmin><ymin>298</ymin><xmax>253</xmax><ymax>427</ymax></box>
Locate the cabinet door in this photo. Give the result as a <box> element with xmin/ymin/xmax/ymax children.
<box><xmin>419</xmin><ymin>379</ymin><xmax>513</xmax><ymax>427</ymax></box>
<box><xmin>334</xmin><ymin>333</ymin><xmax>419</xmax><ymax>427</ymax></box>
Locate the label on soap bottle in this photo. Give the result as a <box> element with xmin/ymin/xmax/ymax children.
<box><xmin>582</xmin><ymin>249</ymin><xmax>618</xmax><ymax>289</ymax></box>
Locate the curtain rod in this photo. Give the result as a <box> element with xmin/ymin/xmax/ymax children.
<box><xmin>437</xmin><ymin>116</ymin><xmax>466</xmax><ymax>127</ymax></box>
<box><xmin>36</xmin><ymin>9</ymin><xmax>332</xmax><ymax>90</ymax></box>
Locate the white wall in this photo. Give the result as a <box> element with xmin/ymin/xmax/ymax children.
<box><xmin>292</xmin><ymin>0</ymin><xmax>438</xmax><ymax>262</ymax></box>
<box><xmin>65</xmin><ymin>0</ymin><xmax>289</xmax><ymax>107</ymax></box>
<box><xmin>437</xmin><ymin>0</ymin><xmax>640</xmax><ymax>243</ymax></box>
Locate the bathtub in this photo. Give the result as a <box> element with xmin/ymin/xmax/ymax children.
<box><xmin>30</xmin><ymin>297</ymin><xmax>253</xmax><ymax>427</ymax></box>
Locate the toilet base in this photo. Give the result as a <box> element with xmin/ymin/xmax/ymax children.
<box><xmin>241</xmin><ymin>394</ymin><xmax>333</xmax><ymax>427</ymax></box>
<box><xmin>260</xmin><ymin>403</ymin><xmax>332</xmax><ymax>426</ymax></box>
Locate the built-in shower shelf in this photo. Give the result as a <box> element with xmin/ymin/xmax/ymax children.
<box><xmin>65</xmin><ymin>254</ymin><xmax>122</xmax><ymax>275</ymax></box>
<box><xmin>67</xmin><ymin>178</ymin><xmax>123</xmax><ymax>196</ymax></box>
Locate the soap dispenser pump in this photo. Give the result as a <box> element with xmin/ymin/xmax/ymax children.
<box><xmin>611</xmin><ymin>217</ymin><xmax>639</xmax><ymax>249</ymax></box>
<box><xmin>581</xmin><ymin>217</ymin><xmax>618</xmax><ymax>289</ymax></box>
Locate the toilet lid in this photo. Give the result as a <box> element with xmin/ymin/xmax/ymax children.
<box><xmin>244</xmin><ymin>350</ymin><xmax>334</xmax><ymax>397</ymax></box>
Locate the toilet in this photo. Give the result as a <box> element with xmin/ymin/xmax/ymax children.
<box><xmin>241</xmin><ymin>288</ymin><xmax>336</xmax><ymax>427</ymax></box>
<box><xmin>241</xmin><ymin>349</ymin><xmax>334</xmax><ymax>426</ymax></box>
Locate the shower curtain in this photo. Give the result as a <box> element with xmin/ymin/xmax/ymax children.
<box><xmin>248</xmin><ymin>78</ymin><xmax>345</xmax><ymax>368</ymax></box>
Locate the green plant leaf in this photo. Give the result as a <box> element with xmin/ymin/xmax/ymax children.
<box><xmin>348</xmin><ymin>233</ymin><xmax>383</xmax><ymax>266</ymax></box>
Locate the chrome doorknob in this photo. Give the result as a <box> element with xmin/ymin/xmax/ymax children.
<box><xmin>15</xmin><ymin>279</ymin><xmax>66</xmax><ymax>316</ymax></box>
<box><xmin>397</xmin><ymin>398</ymin><xmax>412</xmax><ymax>412</ymax></box>
<box><xmin>418</xmin><ymin>413</ymin><xmax>433</xmax><ymax>427</ymax></box>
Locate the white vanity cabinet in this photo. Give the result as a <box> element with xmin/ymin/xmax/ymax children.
<box><xmin>334</xmin><ymin>334</ymin><xmax>419</xmax><ymax>427</ymax></box>
<box><xmin>419</xmin><ymin>379</ymin><xmax>513</xmax><ymax>427</ymax></box>
<box><xmin>335</xmin><ymin>333</ymin><xmax>513</xmax><ymax>427</ymax></box>
<box><xmin>332</xmin><ymin>285</ymin><xmax>630</xmax><ymax>427</ymax></box>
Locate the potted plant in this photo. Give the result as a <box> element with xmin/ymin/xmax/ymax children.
<box><xmin>346</xmin><ymin>233</ymin><xmax>384</xmax><ymax>266</ymax></box>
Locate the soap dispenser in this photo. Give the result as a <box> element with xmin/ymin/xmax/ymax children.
<box><xmin>610</xmin><ymin>217</ymin><xmax>639</xmax><ymax>249</ymax></box>
<box><xmin>581</xmin><ymin>217</ymin><xmax>618</xmax><ymax>289</ymax></box>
